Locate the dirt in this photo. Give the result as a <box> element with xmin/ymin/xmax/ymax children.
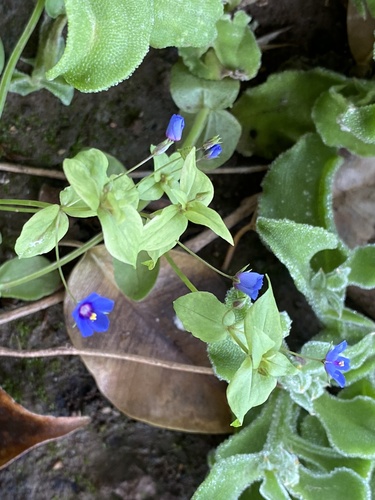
<box><xmin>0</xmin><ymin>1</ymin><xmax>350</xmax><ymax>498</ymax></box>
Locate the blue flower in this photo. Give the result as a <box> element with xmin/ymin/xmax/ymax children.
<box><xmin>72</xmin><ymin>293</ymin><xmax>115</xmax><ymax>338</ymax></box>
<box><xmin>324</xmin><ymin>341</ymin><xmax>350</xmax><ymax>388</ymax></box>
<box><xmin>165</xmin><ymin>114</ymin><xmax>185</xmax><ymax>141</ymax></box>
<box><xmin>204</xmin><ymin>144</ymin><xmax>222</xmax><ymax>159</ymax></box>
<box><xmin>234</xmin><ymin>271</ymin><xmax>264</xmax><ymax>300</ymax></box>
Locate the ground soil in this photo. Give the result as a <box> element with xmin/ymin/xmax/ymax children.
<box><xmin>0</xmin><ymin>1</ymin><xmax>352</xmax><ymax>499</ymax></box>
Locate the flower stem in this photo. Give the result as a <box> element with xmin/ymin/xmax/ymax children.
<box><xmin>177</xmin><ymin>241</ymin><xmax>235</xmax><ymax>281</ymax></box>
<box><xmin>55</xmin><ymin>212</ymin><xmax>77</xmax><ymax>303</ymax></box>
<box><xmin>0</xmin><ymin>233</ymin><xmax>103</xmax><ymax>292</ymax></box>
<box><xmin>282</xmin><ymin>348</ymin><xmax>323</xmax><ymax>364</ymax></box>
<box><xmin>0</xmin><ymin>199</ymin><xmax>51</xmax><ymax>208</ymax></box>
<box><xmin>181</xmin><ymin>107</ymin><xmax>210</xmax><ymax>149</ymax></box>
<box><xmin>164</xmin><ymin>252</ymin><xmax>198</xmax><ymax>293</ymax></box>
<box><xmin>0</xmin><ymin>0</ymin><xmax>45</xmax><ymax>119</ymax></box>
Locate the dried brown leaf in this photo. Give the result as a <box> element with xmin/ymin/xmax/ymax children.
<box><xmin>64</xmin><ymin>246</ymin><xmax>232</xmax><ymax>433</ymax></box>
<box><xmin>0</xmin><ymin>387</ymin><xmax>90</xmax><ymax>470</ymax></box>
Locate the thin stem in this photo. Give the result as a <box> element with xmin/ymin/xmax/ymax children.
<box><xmin>164</xmin><ymin>252</ymin><xmax>198</xmax><ymax>293</ymax></box>
<box><xmin>177</xmin><ymin>241</ymin><xmax>235</xmax><ymax>281</ymax></box>
<box><xmin>125</xmin><ymin>154</ymin><xmax>154</xmax><ymax>175</ymax></box>
<box><xmin>0</xmin><ymin>0</ymin><xmax>45</xmax><ymax>119</ymax></box>
<box><xmin>228</xmin><ymin>325</ymin><xmax>249</xmax><ymax>354</ymax></box>
<box><xmin>0</xmin><ymin>206</ymin><xmax>40</xmax><ymax>213</ymax></box>
<box><xmin>282</xmin><ymin>348</ymin><xmax>323</xmax><ymax>364</ymax></box>
<box><xmin>0</xmin><ymin>233</ymin><xmax>103</xmax><ymax>292</ymax></box>
<box><xmin>0</xmin><ymin>199</ymin><xmax>51</xmax><ymax>208</ymax></box>
<box><xmin>0</xmin><ymin>346</ymin><xmax>214</xmax><ymax>375</ymax></box>
<box><xmin>181</xmin><ymin>107</ymin><xmax>210</xmax><ymax>149</ymax></box>
<box><xmin>55</xmin><ymin>213</ymin><xmax>76</xmax><ymax>303</ymax></box>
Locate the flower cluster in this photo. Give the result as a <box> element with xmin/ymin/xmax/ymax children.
<box><xmin>72</xmin><ymin>293</ymin><xmax>115</xmax><ymax>337</ymax></box>
<box><xmin>324</xmin><ymin>340</ymin><xmax>350</xmax><ymax>387</ymax></box>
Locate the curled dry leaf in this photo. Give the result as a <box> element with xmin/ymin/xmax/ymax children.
<box><xmin>333</xmin><ymin>154</ymin><xmax>375</xmax><ymax>318</ymax></box>
<box><xmin>64</xmin><ymin>246</ymin><xmax>232</xmax><ymax>433</ymax></box>
<box><xmin>0</xmin><ymin>386</ymin><xmax>90</xmax><ymax>470</ymax></box>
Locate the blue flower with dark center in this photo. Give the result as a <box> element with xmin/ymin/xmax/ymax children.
<box><xmin>234</xmin><ymin>271</ymin><xmax>264</xmax><ymax>300</ymax></box>
<box><xmin>72</xmin><ymin>293</ymin><xmax>115</xmax><ymax>338</ymax></box>
<box><xmin>165</xmin><ymin>114</ymin><xmax>185</xmax><ymax>141</ymax></box>
<box><xmin>324</xmin><ymin>340</ymin><xmax>350</xmax><ymax>387</ymax></box>
<box><xmin>204</xmin><ymin>144</ymin><xmax>222</xmax><ymax>159</ymax></box>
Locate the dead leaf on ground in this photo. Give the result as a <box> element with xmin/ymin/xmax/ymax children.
<box><xmin>0</xmin><ymin>386</ymin><xmax>90</xmax><ymax>470</ymax></box>
<box><xmin>64</xmin><ymin>246</ymin><xmax>232</xmax><ymax>434</ymax></box>
<box><xmin>333</xmin><ymin>154</ymin><xmax>375</xmax><ymax>318</ymax></box>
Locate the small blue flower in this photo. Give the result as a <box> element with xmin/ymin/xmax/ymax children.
<box><xmin>165</xmin><ymin>114</ymin><xmax>185</xmax><ymax>141</ymax></box>
<box><xmin>72</xmin><ymin>293</ymin><xmax>115</xmax><ymax>338</ymax></box>
<box><xmin>204</xmin><ymin>144</ymin><xmax>222</xmax><ymax>159</ymax></box>
<box><xmin>234</xmin><ymin>271</ymin><xmax>264</xmax><ymax>300</ymax></box>
<box><xmin>324</xmin><ymin>340</ymin><xmax>350</xmax><ymax>388</ymax></box>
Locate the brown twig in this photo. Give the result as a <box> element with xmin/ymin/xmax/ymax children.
<box><xmin>0</xmin><ymin>345</ymin><xmax>214</xmax><ymax>375</ymax></box>
<box><xmin>0</xmin><ymin>291</ymin><xmax>65</xmax><ymax>325</ymax></box>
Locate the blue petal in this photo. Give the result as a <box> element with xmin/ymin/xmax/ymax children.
<box><xmin>76</xmin><ymin>316</ymin><xmax>94</xmax><ymax>337</ymax></box>
<box><xmin>337</xmin><ymin>355</ymin><xmax>350</xmax><ymax>371</ymax></box>
<box><xmin>331</xmin><ymin>369</ymin><xmax>346</xmax><ymax>388</ymax></box>
<box><xmin>165</xmin><ymin>114</ymin><xmax>185</xmax><ymax>141</ymax></box>
<box><xmin>326</xmin><ymin>340</ymin><xmax>347</xmax><ymax>362</ymax></box>
<box><xmin>93</xmin><ymin>313</ymin><xmax>110</xmax><ymax>332</ymax></box>
<box><xmin>91</xmin><ymin>295</ymin><xmax>115</xmax><ymax>314</ymax></box>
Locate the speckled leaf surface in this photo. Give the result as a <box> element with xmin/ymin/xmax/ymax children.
<box><xmin>47</xmin><ymin>0</ymin><xmax>153</xmax><ymax>92</ymax></box>
<box><xmin>150</xmin><ymin>0</ymin><xmax>223</xmax><ymax>48</ymax></box>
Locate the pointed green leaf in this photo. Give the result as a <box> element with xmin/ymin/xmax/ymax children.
<box><xmin>63</xmin><ymin>149</ymin><xmax>109</xmax><ymax>211</ymax></box>
<box><xmin>0</xmin><ymin>256</ymin><xmax>61</xmax><ymax>300</ymax></box>
<box><xmin>208</xmin><ymin>337</ymin><xmax>246</xmax><ymax>382</ymax></box>
<box><xmin>47</xmin><ymin>0</ymin><xmax>153</xmax><ymax>92</ymax></box>
<box><xmin>180</xmin><ymin>148</ymin><xmax>214</xmax><ymax>205</ymax></box>
<box><xmin>141</xmin><ymin>205</ymin><xmax>188</xmax><ymax>253</ymax></box>
<box><xmin>174</xmin><ymin>291</ymin><xmax>229</xmax><ymax>343</ymax></box>
<box><xmin>98</xmin><ymin>205</ymin><xmax>143</xmax><ymax>266</ymax></box>
<box><xmin>60</xmin><ymin>186</ymin><xmax>96</xmax><ymax>217</ymax></box>
<box><xmin>185</xmin><ymin>201</ymin><xmax>233</xmax><ymax>244</ymax></box>
<box><xmin>244</xmin><ymin>279</ymin><xmax>283</xmax><ymax>351</ymax></box>
<box><xmin>15</xmin><ymin>205</ymin><xmax>69</xmax><ymax>258</ymax></box>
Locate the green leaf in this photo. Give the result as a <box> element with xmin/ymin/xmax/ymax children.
<box><xmin>141</xmin><ymin>204</ymin><xmax>188</xmax><ymax>255</ymax></box>
<box><xmin>290</xmin><ymin>466</ymin><xmax>370</xmax><ymax>500</ymax></box>
<box><xmin>193</xmin><ymin>454</ymin><xmax>261</xmax><ymax>500</ymax></box>
<box><xmin>170</xmin><ymin>61</ymin><xmax>240</xmax><ymax>113</ymax></box>
<box><xmin>262</xmin><ymin>351</ymin><xmax>297</xmax><ymax>378</ymax></box>
<box><xmin>15</xmin><ymin>205</ymin><xmax>69</xmax><ymax>258</ymax></box>
<box><xmin>348</xmin><ymin>245</ymin><xmax>375</xmax><ymax>288</ymax></box>
<box><xmin>150</xmin><ymin>0</ymin><xmax>223</xmax><ymax>49</ymax></box>
<box><xmin>232</xmin><ymin>68</ymin><xmax>346</xmax><ymax>158</ymax></box>
<box><xmin>63</xmin><ymin>148</ymin><xmax>109</xmax><ymax>211</ymax></box>
<box><xmin>185</xmin><ymin>201</ymin><xmax>234</xmax><ymax>244</ymax></box>
<box><xmin>215</xmin><ymin>393</ymin><xmax>277</xmax><ymax>459</ymax></box>
<box><xmin>0</xmin><ymin>256</ymin><xmax>61</xmax><ymax>300</ymax></box>
<box><xmin>173</xmin><ymin>291</ymin><xmax>229</xmax><ymax>343</ymax></box>
<box><xmin>340</xmin><ymin>103</ymin><xmax>375</xmax><ymax>144</ymax></box>
<box><xmin>60</xmin><ymin>186</ymin><xmax>96</xmax><ymax>217</ymax></box>
<box><xmin>47</xmin><ymin>0</ymin><xmax>153</xmax><ymax>92</ymax></box>
<box><xmin>180</xmin><ymin>148</ymin><xmax>213</xmax><ymax>205</ymax></box>
<box><xmin>256</xmin><ymin>217</ymin><xmax>340</xmax><ymax>319</ymax></box>
<box><xmin>113</xmin><ymin>251</ymin><xmax>160</xmax><ymax>301</ymax></box>
<box><xmin>208</xmin><ymin>337</ymin><xmax>246</xmax><ymax>382</ymax></box>
<box><xmin>213</xmin><ymin>11</ymin><xmax>261</xmax><ymax>80</ymax></box>
<box><xmin>182</xmin><ymin>109</ymin><xmax>241</xmax><ymax>170</ymax></box>
<box><xmin>244</xmin><ymin>279</ymin><xmax>283</xmax><ymax>352</ymax></box>
<box><xmin>227</xmin><ymin>359</ymin><xmax>277</xmax><ymax>425</ymax></box>
<box><xmin>313</xmin><ymin>85</ymin><xmax>375</xmax><ymax>156</ymax></box>
<box><xmin>97</xmin><ymin>205</ymin><xmax>143</xmax><ymax>266</ymax></box>
<box><xmin>313</xmin><ymin>392</ymin><xmax>375</xmax><ymax>457</ymax></box>
<box><xmin>259</xmin><ymin>133</ymin><xmax>342</xmax><ymax>230</ymax></box>
<box><xmin>260</xmin><ymin>472</ymin><xmax>291</xmax><ymax>500</ymax></box>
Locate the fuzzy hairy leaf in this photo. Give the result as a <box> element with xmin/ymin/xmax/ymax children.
<box><xmin>47</xmin><ymin>0</ymin><xmax>153</xmax><ymax>92</ymax></box>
